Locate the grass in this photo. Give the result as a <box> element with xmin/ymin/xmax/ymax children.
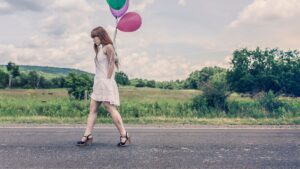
<box><xmin>119</xmin><ymin>86</ymin><xmax>201</xmax><ymax>103</ymax></box>
<box><xmin>0</xmin><ymin>116</ymin><xmax>298</xmax><ymax>125</ymax></box>
<box><xmin>0</xmin><ymin>88</ymin><xmax>299</xmax><ymax>125</ymax></box>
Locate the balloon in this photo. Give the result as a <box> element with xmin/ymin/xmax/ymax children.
<box><xmin>106</xmin><ymin>0</ymin><xmax>126</xmax><ymax>10</ymax></box>
<box><xmin>110</xmin><ymin>0</ymin><xmax>129</xmax><ymax>18</ymax></box>
<box><xmin>117</xmin><ymin>12</ymin><xmax>142</xmax><ymax>32</ymax></box>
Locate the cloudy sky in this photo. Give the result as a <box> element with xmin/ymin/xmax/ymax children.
<box><xmin>0</xmin><ymin>0</ymin><xmax>299</xmax><ymax>81</ymax></box>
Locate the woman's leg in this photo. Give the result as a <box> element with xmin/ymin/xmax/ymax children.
<box><xmin>103</xmin><ymin>102</ymin><xmax>126</xmax><ymax>137</ymax></box>
<box><xmin>82</xmin><ymin>99</ymin><xmax>101</xmax><ymax>141</ymax></box>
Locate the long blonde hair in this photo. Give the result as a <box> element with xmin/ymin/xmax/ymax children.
<box><xmin>91</xmin><ymin>26</ymin><xmax>119</xmax><ymax>69</ymax></box>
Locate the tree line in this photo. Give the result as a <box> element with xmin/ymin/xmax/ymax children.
<box><xmin>1</xmin><ymin>47</ymin><xmax>299</xmax><ymax>98</ymax></box>
<box><xmin>0</xmin><ymin>62</ymin><xmax>130</xmax><ymax>89</ymax></box>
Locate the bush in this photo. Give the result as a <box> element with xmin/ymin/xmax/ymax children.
<box><xmin>115</xmin><ymin>71</ymin><xmax>130</xmax><ymax>85</ymax></box>
<box><xmin>65</xmin><ymin>73</ymin><xmax>93</xmax><ymax>100</ymax></box>
<box><xmin>135</xmin><ymin>79</ymin><xmax>146</xmax><ymax>87</ymax></box>
<box><xmin>226</xmin><ymin>99</ymin><xmax>266</xmax><ymax>118</ymax></box>
<box><xmin>0</xmin><ymin>69</ymin><xmax>8</xmax><ymax>88</ymax></box>
<box><xmin>191</xmin><ymin>95</ymin><xmax>209</xmax><ymax>116</ymax></box>
<box><xmin>202</xmin><ymin>72</ymin><xmax>230</xmax><ymax>110</ymax></box>
<box><xmin>146</xmin><ymin>80</ymin><xmax>156</xmax><ymax>88</ymax></box>
<box><xmin>257</xmin><ymin>91</ymin><xmax>283</xmax><ymax>117</ymax></box>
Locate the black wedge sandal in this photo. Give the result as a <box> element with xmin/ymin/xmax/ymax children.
<box><xmin>76</xmin><ymin>134</ymin><xmax>93</xmax><ymax>146</ymax></box>
<box><xmin>117</xmin><ymin>131</ymin><xmax>131</xmax><ymax>147</ymax></box>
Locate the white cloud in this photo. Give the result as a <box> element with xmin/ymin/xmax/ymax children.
<box><xmin>131</xmin><ymin>0</ymin><xmax>155</xmax><ymax>12</ymax></box>
<box><xmin>118</xmin><ymin>51</ymin><xmax>230</xmax><ymax>81</ymax></box>
<box><xmin>0</xmin><ymin>0</ymin><xmax>121</xmax><ymax>76</ymax></box>
<box><xmin>0</xmin><ymin>0</ymin><xmax>46</xmax><ymax>14</ymax></box>
<box><xmin>0</xmin><ymin>1</ymin><xmax>11</xmax><ymax>13</ymax></box>
<box><xmin>178</xmin><ymin>0</ymin><xmax>186</xmax><ymax>6</ymax></box>
<box><xmin>229</xmin><ymin>0</ymin><xmax>300</xmax><ymax>28</ymax></box>
<box><xmin>119</xmin><ymin>52</ymin><xmax>191</xmax><ymax>81</ymax></box>
<box><xmin>51</xmin><ymin>0</ymin><xmax>94</xmax><ymax>13</ymax></box>
<box><xmin>0</xmin><ymin>35</ymin><xmax>94</xmax><ymax>70</ymax></box>
<box><xmin>2</xmin><ymin>0</ymin><xmax>298</xmax><ymax>82</ymax></box>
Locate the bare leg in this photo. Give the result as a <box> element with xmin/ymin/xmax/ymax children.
<box><xmin>82</xmin><ymin>99</ymin><xmax>101</xmax><ymax>141</ymax></box>
<box><xmin>103</xmin><ymin>102</ymin><xmax>127</xmax><ymax>139</ymax></box>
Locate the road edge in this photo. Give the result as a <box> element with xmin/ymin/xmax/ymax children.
<box><xmin>0</xmin><ymin>124</ymin><xmax>299</xmax><ymax>129</ymax></box>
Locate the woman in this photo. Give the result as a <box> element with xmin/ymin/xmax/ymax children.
<box><xmin>76</xmin><ymin>26</ymin><xmax>131</xmax><ymax>147</ymax></box>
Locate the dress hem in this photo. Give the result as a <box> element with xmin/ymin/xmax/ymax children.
<box><xmin>90</xmin><ymin>95</ymin><xmax>120</xmax><ymax>107</ymax></box>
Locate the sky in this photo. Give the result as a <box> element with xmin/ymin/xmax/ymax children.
<box><xmin>0</xmin><ymin>0</ymin><xmax>299</xmax><ymax>81</ymax></box>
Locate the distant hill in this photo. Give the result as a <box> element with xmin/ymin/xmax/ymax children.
<box><xmin>0</xmin><ymin>65</ymin><xmax>94</xmax><ymax>79</ymax></box>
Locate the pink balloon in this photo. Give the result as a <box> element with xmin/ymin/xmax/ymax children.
<box><xmin>110</xmin><ymin>0</ymin><xmax>129</xmax><ymax>18</ymax></box>
<box><xmin>117</xmin><ymin>12</ymin><xmax>142</xmax><ymax>32</ymax></box>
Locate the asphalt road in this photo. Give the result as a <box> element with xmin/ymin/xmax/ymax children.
<box><xmin>0</xmin><ymin>127</ymin><xmax>299</xmax><ymax>169</ymax></box>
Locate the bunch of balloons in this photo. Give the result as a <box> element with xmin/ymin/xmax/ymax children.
<box><xmin>106</xmin><ymin>0</ymin><xmax>142</xmax><ymax>45</ymax></box>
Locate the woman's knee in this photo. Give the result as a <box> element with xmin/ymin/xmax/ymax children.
<box><xmin>89</xmin><ymin>100</ymin><xmax>101</xmax><ymax>114</ymax></box>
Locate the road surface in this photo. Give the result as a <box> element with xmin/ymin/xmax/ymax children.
<box><xmin>0</xmin><ymin>126</ymin><xmax>299</xmax><ymax>169</ymax></box>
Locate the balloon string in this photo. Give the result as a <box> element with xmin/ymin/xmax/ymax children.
<box><xmin>113</xmin><ymin>17</ymin><xmax>118</xmax><ymax>58</ymax></box>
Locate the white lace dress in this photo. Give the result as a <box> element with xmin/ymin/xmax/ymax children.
<box><xmin>90</xmin><ymin>45</ymin><xmax>120</xmax><ymax>106</ymax></box>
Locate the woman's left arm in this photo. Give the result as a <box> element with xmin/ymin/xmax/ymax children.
<box><xmin>106</xmin><ymin>45</ymin><xmax>115</xmax><ymax>79</ymax></box>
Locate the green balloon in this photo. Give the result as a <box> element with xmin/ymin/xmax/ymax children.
<box><xmin>106</xmin><ymin>0</ymin><xmax>126</xmax><ymax>10</ymax></box>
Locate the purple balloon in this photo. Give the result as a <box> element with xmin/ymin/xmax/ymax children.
<box><xmin>110</xmin><ymin>0</ymin><xmax>129</xmax><ymax>18</ymax></box>
<box><xmin>117</xmin><ymin>12</ymin><xmax>142</xmax><ymax>32</ymax></box>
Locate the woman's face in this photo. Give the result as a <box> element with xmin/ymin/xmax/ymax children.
<box><xmin>93</xmin><ymin>37</ymin><xmax>101</xmax><ymax>46</ymax></box>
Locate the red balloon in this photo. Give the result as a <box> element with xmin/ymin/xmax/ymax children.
<box><xmin>117</xmin><ymin>12</ymin><xmax>142</xmax><ymax>32</ymax></box>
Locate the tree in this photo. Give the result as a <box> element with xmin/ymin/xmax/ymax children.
<box><xmin>51</xmin><ymin>77</ymin><xmax>66</xmax><ymax>88</ymax></box>
<box><xmin>227</xmin><ymin>48</ymin><xmax>253</xmax><ymax>93</ymax></box>
<box><xmin>202</xmin><ymin>72</ymin><xmax>230</xmax><ymax>110</ymax></box>
<box><xmin>65</xmin><ymin>73</ymin><xmax>93</xmax><ymax>100</ymax></box>
<box><xmin>39</xmin><ymin>76</ymin><xmax>53</xmax><ymax>88</ymax></box>
<box><xmin>6</xmin><ymin>62</ymin><xmax>20</xmax><ymax>88</ymax></box>
<box><xmin>115</xmin><ymin>71</ymin><xmax>130</xmax><ymax>85</ymax></box>
<box><xmin>10</xmin><ymin>72</ymin><xmax>27</xmax><ymax>88</ymax></box>
<box><xmin>227</xmin><ymin>48</ymin><xmax>300</xmax><ymax>96</ymax></box>
<box><xmin>156</xmin><ymin>81</ymin><xmax>174</xmax><ymax>89</ymax></box>
<box><xmin>135</xmin><ymin>79</ymin><xmax>146</xmax><ymax>87</ymax></box>
<box><xmin>184</xmin><ymin>66</ymin><xmax>226</xmax><ymax>89</ymax></box>
<box><xmin>27</xmin><ymin>71</ymin><xmax>40</xmax><ymax>88</ymax></box>
<box><xmin>191</xmin><ymin>71</ymin><xmax>230</xmax><ymax>115</ymax></box>
<box><xmin>146</xmin><ymin>80</ymin><xmax>156</xmax><ymax>88</ymax></box>
<box><xmin>7</xmin><ymin>62</ymin><xmax>20</xmax><ymax>77</ymax></box>
<box><xmin>0</xmin><ymin>69</ymin><xmax>8</xmax><ymax>88</ymax></box>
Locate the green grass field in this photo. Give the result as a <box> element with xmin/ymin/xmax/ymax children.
<box><xmin>0</xmin><ymin>87</ymin><xmax>299</xmax><ymax>125</ymax></box>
